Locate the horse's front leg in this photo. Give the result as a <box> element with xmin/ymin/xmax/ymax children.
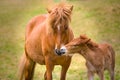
<box><xmin>86</xmin><ymin>62</ymin><xmax>94</xmax><ymax>80</ymax></box>
<box><xmin>45</xmin><ymin>56</ymin><xmax>54</xmax><ymax>80</ymax></box>
<box><xmin>60</xmin><ymin>58</ymin><xmax>71</xmax><ymax>80</ymax></box>
<box><xmin>44</xmin><ymin>71</ymin><xmax>47</xmax><ymax>80</ymax></box>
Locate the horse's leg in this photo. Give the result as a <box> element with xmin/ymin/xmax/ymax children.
<box><xmin>108</xmin><ymin>68</ymin><xmax>115</xmax><ymax>80</ymax></box>
<box><xmin>87</xmin><ymin>70</ymin><xmax>94</xmax><ymax>80</ymax></box>
<box><xmin>110</xmin><ymin>70</ymin><xmax>114</xmax><ymax>80</ymax></box>
<box><xmin>97</xmin><ymin>69</ymin><xmax>104</xmax><ymax>80</ymax></box>
<box><xmin>24</xmin><ymin>57</ymin><xmax>36</xmax><ymax>80</ymax></box>
<box><xmin>44</xmin><ymin>71</ymin><xmax>47</xmax><ymax>80</ymax></box>
<box><xmin>45</xmin><ymin>56</ymin><xmax>54</xmax><ymax>80</ymax></box>
<box><xmin>60</xmin><ymin>58</ymin><xmax>71</xmax><ymax>80</ymax></box>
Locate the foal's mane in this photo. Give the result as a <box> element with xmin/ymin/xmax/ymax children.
<box><xmin>80</xmin><ymin>35</ymin><xmax>98</xmax><ymax>50</ymax></box>
<box><xmin>87</xmin><ymin>40</ymin><xmax>98</xmax><ymax>50</ymax></box>
<box><xmin>47</xmin><ymin>3</ymin><xmax>73</xmax><ymax>29</ymax></box>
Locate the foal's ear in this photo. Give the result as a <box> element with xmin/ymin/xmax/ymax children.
<box><xmin>80</xmin><ymin>38</ymin><xmax>91</xmax><ymax>45</ymax></box>
<box><xmin>87</xmin><ymin>41</ymin><xmax>98</xmax><ymax>47</ymax></box>
<box><xmin>85</xmin><ymin>39</ymin><xmax>91</xmax><ymax>44</ymax></box>
<box><xmin>79</xmin><ymin>34</ymin><xmax>87</xmax><ymax>39</ymax></box>
<box><xmin>70</xmin><ymin>5</ymin><xmax>73</xmax><ymax>11</ymax></box>
<box><xmin>47</xmin><ymin>8</ymin><xmax>52</xmax><ymax>13</ymax></box>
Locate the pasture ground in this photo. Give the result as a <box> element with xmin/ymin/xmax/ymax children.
<box><xmin>0</xmin><ymin>0</ymin><xmax>120</xmax><ymax>80</ymax></box>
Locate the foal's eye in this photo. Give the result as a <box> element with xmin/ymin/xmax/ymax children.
<box><xmin>73</xmin><ymin>44</ymin><xmax>80</xmax><ymax>47</ymax></box>
<box><xmin>71</xmin><ymin>45</ymin><xmax>77</xmax><ymax>48</ymax></box>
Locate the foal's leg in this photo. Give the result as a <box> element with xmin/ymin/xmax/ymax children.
<box><xmin>45</xmin><ymin>56</ymin><xmax>54</xmax><ymax>80</ymax></box>
<box><xmin>87</xmin><ymin>70</ymin><xmax>94</xmax><ymax>80</ymax></box>
<box><xmin>24</xmin><ymin>57</ymin><xmax>36</xmax><ymax>80</ymax></box>
<box><xmin>97</xmin><ymin>69</ymin><xmax>104</xmax><ymax>80</ymax></box>
<box><xmin>60</xmin><ymin>58</ymin><xmax>71</xmax><ymax>80</ymax></box>
<box><xmin>86</xmin><ymin>62</ymin><xmax>94</xmax><ymax>80</ymax></box>
<box><xmin>110</xmin><ymin>70</ymin><xmax>114</xmax><ymax>80</ymax></box>
<box><xmin>108</xmin><ymin>68</ymin><xmax>115</xmax><ymax>80</ymax></box>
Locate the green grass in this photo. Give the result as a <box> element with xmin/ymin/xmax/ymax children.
<box><xmin>0</xmin><ymin>0</ymin><xmax>120</xmax><ymax>80</ymax></box>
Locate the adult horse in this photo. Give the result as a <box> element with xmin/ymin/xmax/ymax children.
<box><xmin>19</xmin><ymin>3</ymin><xmax>74</xmax><ymax>80</ymax></box>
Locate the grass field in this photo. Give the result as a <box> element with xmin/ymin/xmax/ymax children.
<box><xmin>0</xmin><ymin>0</ymin><xmax>120</xmax><ymax>80</ymax></box>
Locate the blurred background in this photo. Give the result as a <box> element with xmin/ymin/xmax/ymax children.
<box><xmin>0</xmin><ymin>0</ymin><xmax>120</xmax><ymax>80</ymax></box>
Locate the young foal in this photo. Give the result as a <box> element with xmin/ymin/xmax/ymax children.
<box><xmin>60</xmin><ymin>35</ymin><xmax>115</xmax><ymax>80</ymax></box>
<box><xmin>19</xmin><ymin>3</ymin><xmax>74</xmax><ymax>80</ymax></box>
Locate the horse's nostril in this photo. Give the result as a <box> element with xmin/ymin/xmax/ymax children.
<box><xmin>55</xmin><ymin>49</ymin><xmax>61</xmax><ymax>55</ymax></box>
<box><xmin>55</xmin><ymin>47</ymin><xmax>66</xmax><ymax>55</ymax></box>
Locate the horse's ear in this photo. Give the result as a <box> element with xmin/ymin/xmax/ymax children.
<box><xmin>70</xmin><ymin>5</ymin><xmax>73</xmax><ymax>11</ymax></box>
<box><xmin>80</xmin><ymin>34</ymin><xmax>87</xmax><ymax>39</ymax></box>
<box><xmin>85</xmin><ymin>39</ymin><xmax>91</xmax><ymax>44</ymax></box>
<box><xmin>47</xmin><ymin>8</ymin><xmax>52</xmax><ymax>13</ymax></box>
<box><xmin>80</xmin><ymin>38</ymin><xmax>91</xmax><ymax>44</ymax></box>
<box><xmin>88</xmin><ymin>41</ymin><xmax>98</xmax><ymax>47</ymax></box>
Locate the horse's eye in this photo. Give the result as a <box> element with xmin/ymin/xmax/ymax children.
<box><xmin>64</xmin><ymin>26</ymin><xmax>68</xmax><ymax>30</ymax></box>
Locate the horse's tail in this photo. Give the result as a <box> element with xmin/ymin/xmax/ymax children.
<box><xmin>18</xmin><ymin>53</ymin><xmax>36</xmax><ymax>80</ymax></box>
<box><xmin>108</xmin><ymin>45</ymin><xmax>115</xmax><ymax>69</ymax></box>
<box><xmin>18</xmin><ymin>53</ymin><xmax>27</xmax><ymax>80</ymax></box>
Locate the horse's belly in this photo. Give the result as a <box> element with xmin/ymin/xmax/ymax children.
<box><xmin>32</xmin><ymin>54</ymin><xmax>45</xmax><ymax>65</ymax></box>
<box><xmin>52</xmin><ymin>56</ymin><xmax>71</xmax><ymax>65</ymax></box>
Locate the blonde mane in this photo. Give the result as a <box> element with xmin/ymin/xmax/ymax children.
<box><xmin>47</xmin><ymin>3</ymin><xmax>73</xmax><ymax>29</ymax></box>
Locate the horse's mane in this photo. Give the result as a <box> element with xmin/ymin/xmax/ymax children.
<box><xmin>87</xmin><ymin>40</ymin><xmax>98</xmax><ymax>48</ymax></box>
<box><xmin>47</xmin><ymin>3</ymin><xmax>73</xmax><ymax>29</ymax></box>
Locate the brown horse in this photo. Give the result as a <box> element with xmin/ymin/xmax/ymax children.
<box><xmin>19</xmin><ymin>3</ymin><xmax>74</xmax><ymax>80</ymax></box>
<box><xmin>60</xmin><ymin>35</ymin><xmax>115</xmax><ymax>80</ymax></box>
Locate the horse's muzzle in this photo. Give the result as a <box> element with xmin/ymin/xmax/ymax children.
<box><xmin>55</xmin><ymin>46</ymin><xmax>66</xmax><ymax>56</ymax></box>
<box><xmin>55</xmin><ymin>49</ymin><xmax>65</xmax><ymax>56</ymax></box>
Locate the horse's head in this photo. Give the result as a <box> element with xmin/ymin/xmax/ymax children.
<box><xmin>47</xmin><ymin>3</ymin><xmax>73</xmax><ymax>55</ymax></box>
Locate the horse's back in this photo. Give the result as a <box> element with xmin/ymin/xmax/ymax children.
<box><xmin>26</xmin><ymin>14</ymin><xmax>47</xmax><ymax>39</ymax></box>
<box><xmin>99</xmin><ymin>43</ymin><xmax>115</xmax><ymax>69</ymax></box>
<box><xmin>104</xmin><ymin>43</ymin><xmax>115</xmax><ymax>68</ymax></box>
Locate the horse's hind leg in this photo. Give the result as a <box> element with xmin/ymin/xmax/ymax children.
<box><xmin>24</xmin><ymin>57</ymin><xmax>36</xmax><ymax>80</ymax></box>
<box><xmin>110</xmin><ymin>70</ymin><xmax>114</xmax><ymax>80</ymax></box>
<box><xmin>108</xmin><ymin>68</ymin><xmax>114</xmax><ymax>80</ymax></box>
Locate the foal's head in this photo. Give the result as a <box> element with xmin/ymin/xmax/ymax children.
<box><xmin>47</xmin><ymin>3</ymin><xmax>73</xmax><ymax>55</ymax></box>
<box><xmin>60</xmin><ymin>35</ymin><xmax>98</xmax><ymax>55</ymax></box>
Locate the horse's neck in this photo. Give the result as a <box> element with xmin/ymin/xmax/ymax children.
<box><xmin>80</xmin><ymin>45</ymin><xmax>96</xmax><ymax>63</ymax></box>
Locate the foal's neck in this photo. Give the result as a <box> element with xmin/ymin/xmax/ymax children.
<box><xmin>80</xmin><ymin>45</ymin><xmax>95</xmax><ymax>62</ymax></box>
